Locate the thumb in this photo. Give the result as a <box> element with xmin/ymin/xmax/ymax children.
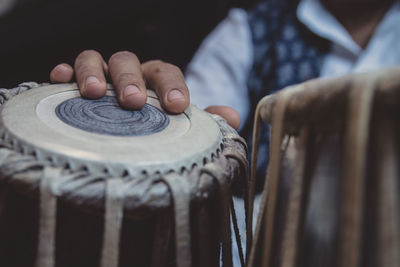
<box><xmin>205</xmin><ymin>105</ymin><xmax>241</xmax><ymax>130</ymax></box>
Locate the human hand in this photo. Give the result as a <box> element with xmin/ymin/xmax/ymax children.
<box><xmin>50</xmin><ymin>50</ymin><xmax>189</xmax><ymax>113</ymax></box>
<box><xmin>50</xmin><ymin>50</ymin><xmax>240</xmax><ymax>129</ymax></box>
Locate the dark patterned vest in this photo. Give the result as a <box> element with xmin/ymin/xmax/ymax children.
<box><xmin>240</xmin><ymin>0</ymin><xmax>329</xmax><ymax>192</ymax></box>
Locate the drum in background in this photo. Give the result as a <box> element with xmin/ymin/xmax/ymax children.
<box><xmin>247</xmin><ymin>66</ymin><xmax>400</xmax><ymax>267</ymax></box>
<box><xmin>0</xmin><ymin>83</ymin><xmax>249</xmax><ymax>267</ymax></box>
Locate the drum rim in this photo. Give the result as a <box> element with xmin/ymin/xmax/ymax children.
<box><xmin>0</xmin><ymin>83</ymin><xmax>224</xmax><ymax>177</ymax></box>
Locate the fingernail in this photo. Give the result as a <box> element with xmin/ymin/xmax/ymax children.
<box><xmin>167</xmin><ymin>89</ymin><xmax>185</xmax><ymax>102</ymax></box>
<box><xmin>85</xmin><ymin>76</ymin><xmax>100</xmax><ymax>87</ymax></box>
<box><xmin>124</xmin><ymin>85</ymin><xmax>140</xmax><ymax>97</ymax></box>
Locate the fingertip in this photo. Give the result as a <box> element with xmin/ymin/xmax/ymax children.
<box><xmin>205</xmin><ymin>106</ymin><xmax>241</xmax><ymax>130</ymax></box>
<box><xmin>229</xmin><ymin>113</ymin><xmax>241</xmax><ymax>130</ymax></box>
<box><xmin>81</xmin><ymin>76</ymin><xmax>107</xmax><ymax>99</ymax></box>
<box><xmin>119</xmin><ymin>85</ymin><xmax>147</xmax><ymax>110</ymax></box>
<box><xmin>50</xmin><ymin>63</ymin><xmax>74</xmax><ymax>83</ymax></box>
<box><xmin>163</xmin><ymin>89</ymin><xmax>189</xmax><ymax>113</ymax></box>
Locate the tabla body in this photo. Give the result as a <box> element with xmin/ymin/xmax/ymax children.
<box><xmin>248</xmin><ymin>67</ymin><xmax>400</xmax><ymax>267</ymax></box>
<box><xmin>0</xmin><ymin>179</ymin><xmax>220</xmax><ymax>267</ymax></box>
<box><xmin>0</xmin><ymin>83</ymin><xmax>248</xmax><ymax>267</ymax></box>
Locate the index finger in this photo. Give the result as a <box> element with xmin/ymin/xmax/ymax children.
<box><xmin>74</xmin><ymin>50</ymin><xmax>108</xmax><ymax>99</ymax></box>
<box><xmin>108</xmin><ymin>51</ymin><xmax>147</xmax><ymax>110</ymax></box>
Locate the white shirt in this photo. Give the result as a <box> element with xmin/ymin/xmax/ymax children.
<box><xmin>185</xmin><ymin>0</ymin><xmax>400</xmax><ymax>129</ymax></box>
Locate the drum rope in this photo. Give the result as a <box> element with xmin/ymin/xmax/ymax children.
<box><xmin>222</xmin><ymin>149</ymin><xmax>248</xmax><ymax>267</ymax></box>
<box><xmin>223</xmin><ymin>134</ymin><xmax>249</xmax><ymax>155</ymax></box>
<box><xmin>247</xmin><ymin>100</ymin><xmax>262</xmax><ymax>262</ymax></box>
<box><xmin>230</xmin><ymin>196</ymin><xmax>246</xmax><ymax>267</ymax></box>
<box><xmin>247</xmin><ymin>89</ymin><xmax>293</xmax><ymax>267</ymax></box>
<box><xmin>0</xmin><ymin>82</ymin><xmax>44</xmax><ymax>104</ymax></box>
<box><xmin>201</xmin><ymin>161</ymin><xmax>233</xmax><ymax>267</ymax></box>
<box><xmin>339</xmin><ymin>76</ymin><xmax>377</xmax><ymax>267</ymax></box>
<box><xmin>279</xmin><ymin>128</ymin><xmax>308</xmax><ymax>267</ymax></box>
<box><xmin>260</xmin><ymin>89</ymin><xmax>291</xmax><ymax>267</ymax></box>
<box><xmin>37</xmin><ymin>169</ymin><xmax>109</xmax><ymax>267</ymax></box>
<box><xmin>35</xmin><ymin>166</ymin><xmax>62</xmax><ymax>267</ymax></box>
<box><xmin>100</xmin><ymin>178</ymin><xmax>125</xmax><ymax>267</ymax></box>
<box><xmin>162</xmin><ymin>172</ymin><xmax>192</xmax><ymax>267</ymax></box>
<box><xmin>214</xmin><ymin>114</ymin><xmax>249</xmax><ymax>266</ymax></box>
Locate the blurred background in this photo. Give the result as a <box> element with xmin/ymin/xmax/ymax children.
<box><xmin>0</xmin><ymin>0</ymin><xmax>259</xmax><ymax>88</ymax></box>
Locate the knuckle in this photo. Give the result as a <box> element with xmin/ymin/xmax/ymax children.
<box><xmin>115</xmin><ymin>72</ymin><xmax>142</xmax><ymax>85</ymax></box>
<box><xmin>109</xmin><ymin>50</ymin><xmax>137</xmax><ymax>64</ymax></box>
<box><xmin>76</xmin><ymin>66</ymin><xmax>101</xmax><ymax>82</ymax></box>
<box><xmin>153</xmin><ymin>62</ymin><xmax>182</xmax><ymax>75</ymax></box>
<box><xmin>147</xmin><ymin>59</ymin><xmax>164</xmax><ymax>66</ymax></box>
<box><xmin>164</xmin><ymin>63</ymin><xmax>182</xmax><ymax>74</ymax></box>
<box><xmin>76</xmin><ymin>65</ymin><xmax>93</xmax><ymax>76</ymax></box>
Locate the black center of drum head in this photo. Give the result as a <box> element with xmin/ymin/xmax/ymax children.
<box><xmin>55</xmin><ymin>96</ymin><xmax>170</xmax><ymax>136</ymax></box>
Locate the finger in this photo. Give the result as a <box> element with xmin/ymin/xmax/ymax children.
<box><xmin>142</xmin><ymin>60</ymin><xmax>189</xmax><ymax>114</ymax></box>
<box><xmin>74</xmin><ymin>50</ymin><xmax>107</xmax><ymax>99</ymax></box>
<box><xmin>50</xmin><ymin>63</ymin><xmax>74</xmax><ymax>83</ymax></box>
<box><xmin>205</xmin><ymin>105</ymin><xmax>241</xmax><ymax>130</ymax></box>
<box><xmin>108</xmin><ymin>51</ymin><xmax>147</xmax><ymax>110</ymax></box>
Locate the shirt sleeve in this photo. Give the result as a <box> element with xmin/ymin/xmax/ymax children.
<box><xmin>184</xmin><ymin>8</ymin><xmax>253</xmax><ymax>129</ymax></box>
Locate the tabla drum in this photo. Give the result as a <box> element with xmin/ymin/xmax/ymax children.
<box><xmin>247</xmin><ymin>66</ymin><xmax>400</xmax><ymax>267</ymax></box>
<box><xmin>0</xmin><ymin>83</ymin><xmax>249</xmax><ymax>267</ymax></box>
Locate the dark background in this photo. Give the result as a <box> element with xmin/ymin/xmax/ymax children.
<box><xmin>0</xmin><ymin>0</ymin><xmax>258</xmax><ymax>88</ymax></box>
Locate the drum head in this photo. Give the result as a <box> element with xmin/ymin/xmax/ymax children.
<box><xmin>0</xmin><ymin>83</ymin><xmax>223</xmax><ymax>176</ymax></box>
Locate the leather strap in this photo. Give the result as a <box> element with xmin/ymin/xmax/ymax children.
<box><xmin>162</xmin><ymin>173</ymin><xmax>192</xmax><ymax>267</ymax></box>
<box><xmin>223</xmin><ymin>148</ymin><xmax>248</xmax><ymax>266</ymax></box>
<box><xmin>202</xmin><ymin>161</ymin><xmax>233</xmax><ymax>267</ymax></box>
<box><xmin>247</xmin><ymin>101</ymin><xmax>262</xmax><ymax>254</ymax></box>
<box><xmin>248</xmin><ymin>89</ymin><xmax>292</xmax><ymax>267</ymax></box>
<box><xmin>339</xmin><ymin>76</ymin><xmax>376</xmax><ymax>267</ymax></box>
<box><xmin>35</xmin><ymin>167</ymin><xmax>62</xmax><ymax>267</ymax></box>
<box><xmin>280</xmin><ymin>128</ymin><xmax>308</xmax><ymax>267</ymax></box>
<box><xmin>230</xmin><ymin>197</ymin><xmax>245</xmax><ymax>267</ymax></box>
<box><xmin>100</xmin><ymin>178</ymin><xmax>125</xmax><ymax>267</ymax></box>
